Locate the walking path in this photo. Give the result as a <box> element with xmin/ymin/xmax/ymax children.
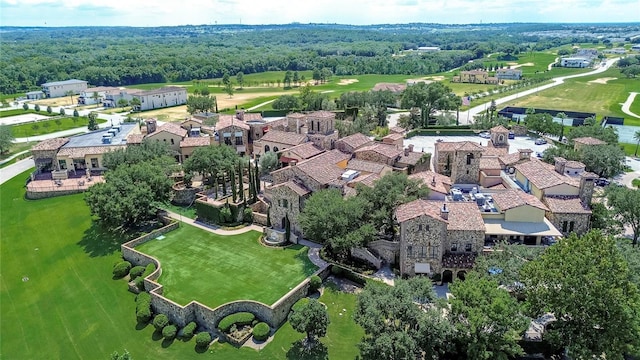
<box><xmin>298</xmin><ymin>239</ymin><xmax>329</xmax><ymax>268</ymax></box>
<box><xmin>0</xmin><ymin>157</ymin><xmax>34</xmax><ymax>185</ymax></box>
<box><xmin>621</xmin><ymin>92</ymin><xmax>640</xmax><ymax>119</ymax></box>
<box><xmin>0</xmin><ymin>150</ymin><xmax>30</xmax><ymax>165</ymax></box>
<box><xmin>247</xmin><ymin>100</ymin><xmax>276</xmax><ymax>111</ymax></box>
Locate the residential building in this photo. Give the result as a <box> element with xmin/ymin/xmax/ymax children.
<box><xmin>103</xmin><ymin>88</ymin><xmax>142</xmax><ymax>108</ymax></box>
<box><xmin>433</xmin><ymin>141</ymin><xmax>484</xmax><ymax>184</ymax></box>
<box><xmin>496</xmin><ymin>68</ymin><xmax>523</xmax><ymax>80</ymax></box>
<box><xmin>78</xmin><ymin>87</ymin><xmax>119</xmax><ymax>105</ymax></box>
<box><xmin>334</xmin><ymin>133</ymin><xmax>374</xmax><ymax>154</ymax></box>
<box><xmin>409</xmin><ymin>170</ymin><xmax>453</xmax><ymax>200</ymax></box>
<box><xmin>180</xmin><ymin>137</ymin><xmax>212</xmax><ymax>161</ymax></box>
<box><xmin>145</xmin><ymin>122</ymin><xmax>188</xmax><ymax>160</ymax></box>
<box><xmin>26</xmin><ymin>91</ymin><xmax>45</xmax><ymax>100</ymax></box>
<box><xmin>41</xmin><ymin>79</ymin><xmax>88</xmax><ymax>98</ymax></box>
<box><xmin>214</xmin><ymin>113</ymin><xmax>251</xmax><ymax>155</ymax></box>
<box><xmin>304</xmin><ymin>110</ymin><xmax>340</xmax><ymax>150</ymax></box>
<box><xmin>572</xmin><ymin>136</ymin><xmax>606</xmax><ymax>151</ymax></box>
<box><xmin>277</xmin><ymin>142</ymin><xmax>325</xmax><ymax>165</ymax></box>
<box><xmin>452</xmin><ymin>70</ymin><xmax>498</xmax><ymax>84</ymax></box>
<box><xmin>253</xmin><ymin>130</ymin><xmax>308</xmax><ymax>158</ymax></box>
<box><xmin>560</xmin><ymin>57</ymin><xmax>591</xmax><ymax>68</ymax></box>
<box><xmin>130</xmin><ymin>86</ymin><xmax>187</xmax><ymax>111</ymax></box>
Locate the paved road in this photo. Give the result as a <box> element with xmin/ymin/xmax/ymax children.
<box><xmin>0</xmin><ymin>157</ymin><xmax>35</xmax><ymax>185</ymax></box>
<box><xmin>621</xmin><ymin>92</ymin><xmax>640</xmax><ymax>119</ymax></box>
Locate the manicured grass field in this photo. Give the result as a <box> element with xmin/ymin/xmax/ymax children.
<box><xmin>136</xmin><ymin>225</ymin><xmax>318</xmax><ymax>308</ymax></box>
<box><xmin>10</xmin><ymin>116</ymin><xmax>108</xmax><ymax>137</ymax></box>
<box><xmin>0</xmin><ymin>170</ymin><xmax>362</xmax><ymax>359</ymax></box>
<box><xmin>0</xmin><ymin>108</ymin><xmax>51</xmax><ymax>118</ymax></box>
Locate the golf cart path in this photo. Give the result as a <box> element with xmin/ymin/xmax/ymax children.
<box><xmin>621</xmin><ymin>92</ymin><xmax>640</xmax><ymax>119</ymax></box>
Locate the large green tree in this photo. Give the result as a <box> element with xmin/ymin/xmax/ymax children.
<box><xmin>448</xmin><ymin>272</ymin><xmax>528</xmax><ymax>360</ymax></box>
<box><xmin>102</xmin><ymin>140</ymin><xmax>173</xmax><ymax>170</ymax></box>
<box><xmin>521</xmin><ymin>231</ymin><xmax>640</xmax><ymax>358</ymax></box>
<box><xmin>272</xmin><ymin>95</ymin><xmax>300</xmax><ymax>110</ymax></box>
<box><xmin>580</xmin><ymin>144</ymin><xmax>626</xmax><ymax>177</ymax></box>
<box><xmin>183</xmin><ymin>145</ymin><xmax>238</xmax><ymax>186</ymax></box>
<box><xmin>0</xmin><ymin>125</ymin><xmax>15</xmax><ymax>154</ymax></box>
<box><xmin>87</xmin><ymin>112</ymin><xmax>99</xmax><ymax>130</ymax></box>
<box><xmin>354</xmin><ymin>277</ymin><xmax>454</xmax><ymax>360</ymax></box>
<box><xmin>186</xmin><ymin>95</ymin><xmax>216</xmax><ymax>114</ymax></box>
<box><xmin>258</xmin><ymin>151</ymin><xmax>278</xmax><ymax>175</ymax></box>
<box><xmin>566</xmin><ymin>123</ymin><xmax>619</xmax><ymax>144</ymax></box>
<box><xmin>400</xmin><ymin>82</ymin><xmax>460</xmax><ymax>128</ymax></box>
<box><xmin>606</xmin><ymin>185</ymin><xmax>640</xmax><ymax>246</ymax></box>
<box><xmin>288</xmin><ymin>298</ymin><xmax>329</xmax><ymax>347</ymax></box>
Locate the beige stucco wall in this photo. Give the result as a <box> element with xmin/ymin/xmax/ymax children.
<box><xmin>147</xmin><ymin>132</ymin><xmax>183</xmax><ymax>153</ymax></box>
<box><xmin>504</xmin><ymin>205</ymin><xmax>546</xmax><ymax>223</ymax></box>
<box><xmin>543</xmin><ymin>183</ymin><xmax>579</xmax><ymax>197</ymax></box>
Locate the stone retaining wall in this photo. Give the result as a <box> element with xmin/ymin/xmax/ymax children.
<box><xmin>121</xmin><ymin>224</ymin><xmax>330</xmax><ymax>336</ymax></box>
<box><xmin>26</xmin><ymin>188</ymin><xmax>84</xmax><ymax>199</ymax></box>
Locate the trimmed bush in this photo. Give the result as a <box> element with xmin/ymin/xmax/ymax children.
<box><xmin>252</xmin><ymin>322</ymin><xmax>270</xmax><ymax>341</ymax></box>
<box><xmin>135</xmin><ymin>292</ymin><xmax>152</xmax><ymax>322</ymax></box>
<box><xmin>134</xmin><ymin>276</ymin><xmax>145</xmax><ymax>291</ymax></box>
<box><xmin>243</xmin><ymin>207</ymin><xmax>253</xmax><ymax>223</ymax></box>
<box><xmin>129</xmin><ymin>266</ymin><xmax>145</xmax><ymax>279</ymax></box>
<box><xmin>153</xmin><ymin>314</ymin><xmax>169</xmax><ymax>331</ymax></box>
<box><xmin>291</xmin><ymin>297</ymin><xmax>309</xmax><ymax>312</ymax></box>
<box><xmin>136</xmin><ymin>306</ymin><xmax>152</xmax><ymax>323</ymax></box>
<box><xmin>331</xmin><ymin>266</ymin><xmax>343</xmax><ymax>276</ymax></box>
<box><xmin>195</xmin><ymin>332</ymin><xmax>212</xmax><ymax>348</ymax></box>
<box><xmin>112</xmin><ymin>261</ymin><xmax>132</xmax><ymax>278</ymax></box>
<box><xmin>182</xmin><ymin>322</ymin><xmax>197</xmax><ymax>339</ymax></box>
<box><xmin>217</xmin><ymin>312</ymin><xmax>255</xmax><ymax>333</ymax></box>
<box><xmin>309</xmin><ymin>275</ymin><xmax>322</xmax><ymax>292</ymax></box>
<box><xmin>162</xmin><ymin>324</ymin><xmax>177</xmax><ymax>340</ymax></box>
<box><xmin>136</xmin><ymin>263</ymin><xmax>156</xmax><ymax>291</ymax></box>
<box><xmin>220</xmin><ymin>207</ymin><xmax>232</xmax><ymax>223</ymax></box>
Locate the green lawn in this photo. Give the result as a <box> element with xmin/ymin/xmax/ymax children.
<box><xmin>10</xmin><ymin>116</ymin><xmax>107</xmax><ymax>137</ymax></box>
<box><xmin>0</xmin><ymin>170</ymin><xmax>362</xmax><ymax>359</ymax></box>
<box><xmin>0</xmin><ymin>108</ymin><xmax>51</xmax><ymax>118</ymax></box>
<box><xmin>136</xmin><ymin>225</ymin><xmax>317</xmax><ymax>308</ymax></box>
<box><xmin>162</xmin><ymin>203</ymin><xmax>197</xmax><ymax>220</ymax></box>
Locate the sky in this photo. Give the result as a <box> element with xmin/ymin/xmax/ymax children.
<box><xmin>1</xmin><ymin>0</ymin><xmax>639</xmax><ymax>27</ymax></box>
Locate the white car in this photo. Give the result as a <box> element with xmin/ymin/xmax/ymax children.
<box><xmin>535</xmin><ymin>138</ymin><xmax>547</xmax><ymax>145</ymax></box>
<box><xmin>479</xmin><ymin>132</ymin><xmax>491</xmax><ymax>139</ymax></box>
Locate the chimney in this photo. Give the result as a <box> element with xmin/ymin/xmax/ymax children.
<box><xmin>404</xmin><ymin>148</ymin><xmax>409</xmax><ymax>156</ymax></box>
<box><xmin>146</xmin><ymin>119</ymin><xmax>157</xmax><ymax>134</ymax></box>
<box><xmin>290</xmin><ymin>160</ymin><xmax>297</xmax><ymax>167</ymax></box>
<box><xmin>554</xmin><ymin>157</ymin><xmax>567</xmax><ymax>175</ymax></box>
<box><xmin>431</xmin><ymin>176</ymin><xmax>436</xmax><ymax>186</ymax></box>
<box><xmin>408</xmin><ymin>144</ymin><xmax>414</xmax><ymax>152</ymax></box>
<box><xmin>579</xmin><ymin>172</ymin><xmax>597</xmax><ymax>206</ymax></box>
<box><xmin>440</xmin><ymin>203</ymin><xmax>449</xmax><ymax>220</ymax></box>
<box><xmin>236</xmin><ymin>110</ymin><xmax>245</xmax><ymax>121</ymax></box>
<box><xmin>519</xmin><ymin>149</ymin><xmax>532</xmax><ymax>160</ymax></box>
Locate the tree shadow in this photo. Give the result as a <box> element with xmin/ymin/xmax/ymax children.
<box><xmin>194</xmin><ymin>345</ymin><xmax>208</xmax><ymax>354</ymax></box>
<box><xmin>76</xmin><ymin>222</ymin><xmax>123</xmax><ymax>257</ymax></box>
<box><xmin>135</xmin><ymin>321</ymin><xmax>150</xmax><ymax>331</ymax></box>
<box><xmin>161</xmin><ymin>337</ymin><xmax>175</xmax><ymax>348</ymax></box>
<box><xmin>151</xmin><ymin>330</ymin><xmax>163</xmax><ymax>341</ymax></box>
<box><xmin>286</xmin><ymin>339</ymin><xmax>329</xmax><ymax>360</ymax></box>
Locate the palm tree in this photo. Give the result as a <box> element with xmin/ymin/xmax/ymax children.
<box><xmin>634</xmin><ymin>130</ymin><xmax>640</xmax><ymax>157</ymax></box>
<box><xmin>65</xmin><ymin>90</ymin><xmax>74</xmax><ymax>105</ymax></box>
<box><xmin>556</xmin><ymin>112</ymin><xmax>568</xmax><ymax>142</ymax></box>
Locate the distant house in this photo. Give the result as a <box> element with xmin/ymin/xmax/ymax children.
<box><xmin>25</xmin><ymin>91</ymin><xmax>44</xmax><ymax>100</ymax></box>
<box><xmin>496</xmin><ymin>69</ymin><xmax>522</xmax><ymax>80</ymax></box>
<box><xmin>572</xmin><ymin>136</ymin><xmax>606</xmax><ymax>151</ymax></box>
<box><xmin>452</xmin><ymin>70</ymin><xmax>498</xmax><ymax>85</ymax></box>
<box><xmin>103</xmin><ymin>88</ymin><xmax>141</xmax><ymax>108</ymax></box>
<box><xmin>145</xmin><ymin>122</ymin><xmax>188</xmax><ymax>160</ymax></box>
<box><xmin>130</xmin><ymin>86</ymin><xmax>187</xmax><ymax>111</ymax></box>
<box><xmin>417</xmin><ymin>46</ymin><xmax>440</xmax><ymax>52</ymax></box>
<box><xmin>41</xmin><ymin>79</ymin><xmax>88</xmax><ymax>98</ymax></box>
<box><xmin>78</xmin><ymin>87</ymin><xmax>119</xmax><ymax>105</ymax></box>
<box><xmin>603</xmin><ymin>48</ymin><xmax>626</xmax><ymax>55</ymax></box>
<box><xmin>560</xmin><ymin>57</ymin><xmax>591</xmax><ymax>68</ymax></box>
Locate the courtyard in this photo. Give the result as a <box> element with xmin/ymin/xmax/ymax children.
<box><xmin>136</xmin><ymin>225</ymin><xmax>318</xmax><ymax>308</ymax></box>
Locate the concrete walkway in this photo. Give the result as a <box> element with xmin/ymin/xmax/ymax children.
<box><xmin>0</xmin><ymin>157</ymin><xmax>35</xmax><ymax>185</ymax></box>
<box><xmin>164</xmin><ymin>210</ymin><xmax>263</xmax><ymax>235</ymax></box>
<box><xmin>297</xmin><ymin>239</ymin><xmax>329</xmax><ymax>269</ymax></box>
<box><xmin>0</xmin><ymin>150</ymin><xmax>30</xmax><ymax>165</ymax></box>
<box><xmin>621</xmin><ymin>92</ymin><xmax>640</xmax><ymax>119</ymax></box>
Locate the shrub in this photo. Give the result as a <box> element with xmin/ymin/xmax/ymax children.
<box><xmin>291</xmin><ymin>298</ymin><xmax>309</xmax><ymax>312</ymax></box>
<box><xmin>252</xmin><ymin>322</ymin><xmax>270</xmax><ymax>341</ymax></box>
<box><xmin>243</xmin><ymin>207</ymin><xmax>253</xmax><ymax>223</ymax></box>
<box><xmin>220</xmin><ymin>207</ymin><xmax>232</xmax><ymax>223</ymax></box>
<box><xmin>34</xmin><ymin>104</ymin><xmax>40</xmax><ymax>112</ymax></box>
<box><xmin>129</xmin><ymin>266</ymin><xmax>145</xmax><ymax>279</ymax></box>
<box><xmin>137</xmin><ymin>263</ymin><xmax>156</xmax><ymax>291</ymax></box>
<box><xmin>112</xmin><ymin>261</ymin><xmax>132</xmax><ymax>278</ymax></box>
<box><xmin>217</xmin><ymin>312</ymin><xmax>255</xmax><ymax>333</ymax></box>
<box><xmin>195</xmin><ymin>332</ymin><xmax>212</xmax><ymax>348</ymax></box>
<box><xmin>432</xmin><ymin>273</ymin><xmax>442</xmax><ymax>282</ymax></box>
<box><xmin>153</xmin><ymin>314</ymin><xmax>169</xmax><ymax>331</ymax></box>
<box><xmin>182</xmin><ymin>322</ymin><xmax>197</xmax><ymax>339</ymax></box>
<box><xmin>162</xmin><ymin>324</ymin><xmax>177</xmax><ymax>340</ymax></box>
<box><xmin>331</xmin><ymin>266</ymin><xmax>343</xmax><ymax>276</ymax></box>
<box><xmin>134</xmin><ymin>276</ymin><xmax>145</xmax><ymax>291</ymax></box>
<box><xmin>309</xmin><ymin>275</ymin><xmax>322</xmax><ymax>292</ymax></box>
<box><xmin>136</xmin><ymin>306</ymin><xmax>152</xmax><ymax>323</ymax></box>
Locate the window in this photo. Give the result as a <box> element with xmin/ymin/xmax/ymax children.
<box><xmin>273</xmin><ymin>147</ymin><xmax>279</xmax><ymax>152</ymax></box>
<box><xmin>283</xmin><ymin>199</ymin><xmax>288</xmax><ymax>209</ymax></box>
<box><xmin>466</xmin><ymin>153</ymin><xmax>474</xmax><ymax>165</ymax></box>
<box><xmin>430</xmin><ymin>246</ymin><xmax>438</xmax><ymax>259</ymax></box>
<box><xmin>569</xmin><ymin>221</ymin><xmax>575</xmax><ymax>232</ymax></box>
<box><xmin>264</xmin><ymin>145</ymin><xmax>270</xmax><ymax>152</ymax></box>
<box><xmin>235</xmin><ymin>136</ymin><xmax>243</xmax><ymax>145</ymax></box>
<box><xmin>562</xmin><ymin>221</ymin><xmax>568</xmax><ymax>232</ymax></box>
<box><xmin>418</xmin><ymin>224</ymin><xmax>422</xmax><ymax>231</ymax></box>
<box><xmin>465</xmin><ymin>243</ymin><xmax>472</xmax><ymax>252</ymax></box>
<box><xmin>418</xmin><ymin>246</ymin><xmax>426</xmax><ymax>257</ymax></box>
<box><xmin>58</xmin><ymin>159</ymin><xmax>67</xmax><ymax>170</ymax></box>
<box><xmin>450</xmin><ymin>243</ymin><xmax>458</xmax><ymax>252</ymax></box>
<box><xmin>407</xmin><ymin>245</ymin><xmax>413</xmax><ymax>258</ymax></box>
<box><xmin>278</xmin><ymin>199</ymin><xmax>281</xmax><ymax>207</ymax></box>
<box><xmin>170</xmin><ymin>138</ymin><xmax>174</xmax><ymax>145</ymax></box>
<box><xmin>90</xmin><ymin>158</ymin><xmax>99</xmax><ymax>168</ymax></box>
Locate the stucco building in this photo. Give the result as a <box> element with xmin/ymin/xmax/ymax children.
<box><xmin>41</xmin><ymin>79</ymin><xmax>88</xmax><ymax>98</ymax></box>
<box><xmin>130</xmin><ymin>86</ymin><xmax>187</xmax><ymax>111</ymax></box>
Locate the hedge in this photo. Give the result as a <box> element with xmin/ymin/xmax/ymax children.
<box><xmin>136</xmin><ymin>263</ymin><xmax>156</xmax><ymax>291</ymax></box>
<box><xmin>195</xmin><ymin>332</ymin><xmax>212</xmax><ymax>348</ymax></box>
<box><xmin>309</xmin><ymin>275</ymin><xmax>322</xmax><ymax>292</ymax></box>
<box><xmin>129</xmin><ymin>266</ymin><xmax>145</xmax><ymax>280</ymax></box>
<box><xmin>113</xmin><ymin>261</ymin><xmax>132</xmax><ymax>279</ymax></box>
<box><xmin>153</xmin><ymin>314</ymin><xmax>169</xmax><ymax>331</ymax></box>
<box><xmin>252</xmin><ymin>322</ymin><xmax>270</xmax><ymax>341</ymax></box>
<box><xmin>406</xmin><ymin>128</ymin><xmax>476</xmax><ymax>137</ymax></box>
<box><xmin>162</xmin><ymin>325</ymin><xmax>177</xmax><ymax>340</ymax></box>
<box><xmin>195</xmin><ymin>201</ymin><xmax>242</xmax><ymax>225</ymax></box>
<box><xmin>291</xmin><ymin>298</ymin><xmax>309</xmax><ymax>313</ymax></box>
<box><xmin>217</xmin><ymin>312</ymin><xmax>255</xmax><ymax>333</ymax></box>
<box><xmin>182</xmin><ymin>322</ymin><xmax>197</xmax><ymax>339</ymax></box>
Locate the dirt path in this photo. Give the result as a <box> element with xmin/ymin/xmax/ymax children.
<box><xmin>621</xmin><ymin>92</ymin><xmax>640</xmax><ymax>119</ymax></box>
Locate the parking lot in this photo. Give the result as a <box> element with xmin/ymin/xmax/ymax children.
<box><xmin>404</xmin><ymin>134</ymin><xmax>553</xmax><ymax>165</ymax></box>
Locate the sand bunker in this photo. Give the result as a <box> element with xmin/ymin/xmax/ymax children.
<box><xmin>588</xmin><ymin>77</ymin><xmax>617</xmax><ymax>84</ymax></box>
<box><xmin>337</xmin><ymin>79</ymin><xmax>359</xmax><ymax>85</ymax></box>
<box><xmin>511</xmin><ymin>62</ymin><xmax>534</xmax><ymax>69</ymax></box>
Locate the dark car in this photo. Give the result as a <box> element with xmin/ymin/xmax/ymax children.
<box><xmin>508</xmin><ymin>131</ymin><xmax>515</xmax><ymax>139</ymax></box>
<box><xmin>596</xmin><ymin>178</ymin><xmax>610</xmax><ymax>186</ymax></box>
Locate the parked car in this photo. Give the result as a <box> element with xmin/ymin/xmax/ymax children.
<box><xmin>542</xmin><ymin>236</ymin><xmax>557</xmax><ymax>246</ymax></box>
<box><xmin>596</xmin><ymin>178</ymin><xmax>610</xmax><ymax>186</ymax></box>
<box><xmin>536</xmin><ymin>152</ymin><xmax>543</xmax><ymax>158</ymax></box>
<box><xmin>479</xmin><ymin>132</ymin><xmax>491</xmax><ymax>139</ymax></box>
<box><xmin>508</xmin><ymin>131</ymin><xmax>515</xmax><ymax>139</ymax></box>
<box><xmin>534</xmin><ymin>138</ymin><xmax>547</xmax><ymax>145</ymax></box>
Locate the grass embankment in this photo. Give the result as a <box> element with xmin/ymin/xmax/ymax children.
<box><xmin>0</xmin><ymin>170</ymin><xmax>363</xmax><ymax>359</ymax></box>
<box><xmin>136</xmin><ymin>226</ymin><xmax>317</xmax><ymax>308</ymax></box>
<box><xmin>10</xmin><ymin>117</ymin><xmax>107</xmax><ymax>137</ymax></box>
<box><xmin>0</xmin><ymin>109</ymin><xmax>51</xmax><ymax>118</ymax></box>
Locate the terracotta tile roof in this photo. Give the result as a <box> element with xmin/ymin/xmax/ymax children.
<box><xmin>396</xmin><ymin>199</ymin><xmax>446</xmax><ymax>223</ymax></box>
<box><xmin>488</xmin><ymin>184</ymin><xmax>506</xmax><ymax>190</ymax></box>
<box><xmin>409</xmin><ymin>170</ymin><xmax>452</xmax><ymax>195</ymax></box>
<box><xmin>181</xmin><ymin>118</ymin><xmax>203</xmax><ymax>125</ymax></box>
<box><xmin>126</xmin><ymin>134</ymin><xmax>145</xmax><ymax>144</ymax></box>
<box><xmin>57</xmin><ymin>145</ymin><xmax>126</xmax><ymax>159</ymax></box>
<box><xmin>389</xmin><ymin>126</ymin><xmax>406</xmax><ymax>134</ymax></box>
<box><xmin>499</xmin><ymin>152</ymin><xmax>528</xmax><ymax>167</ymax></box>
<box><xmin>295</xmin><ymin>154</ymin><xmax>346</xmax><ymax>186</ymax></box>
<box><xmin>490</xmin><ymin>125</ymin><xmax>510</xmax><ymax>133</ymax></box>
<box><xmin>242</xmin><ymin>113</ymin><xmax>263</xmax><ymax>122</ymax></box>
<box><xmin>544</xmin><ymin>196</ymin><xmax>591</xmax><ymax>214</ymax></box>
<box><xmin>343</xmin><ymin>186</ymin><xmax>358</xmax><ymax>198</ymax></box>
<box><xmin>338</xmin><ymin>133</ymin><xmax>373</xmax><ymax>150</ymax></box>
<box><xmin>573</xmin><ymin>137</ymin><xmax>606</xmax><ymax>145</ymax></box>
<box><xmin>152</xmin><ymin>122</ymin><xmax>187</xmax><ymax>138</ymax></box>
<box><xmin>347</xmin><ymin>159</ymin><xmax>387</xmax><ymax>174</ymax></box>
<box><xmin>479</xmin><ymin>157</ymin><xmax>502</xmax><ymax>170</ymax></box>
<box><xmin>32</xmin><ymin>138</ymin><xmax>69</xmax><ymax>151</ymax></box>
<box><xmin>446</xmin><ymin>202</ymin><xmax>485</xmax><ymax>231</ymax></box>
<box><xmin>515</xmin><ymin>159</ymin><xmax>578</xmax><ymax>190</ymax></box>
<box><xmin>435</xmin><ymin>141</ymin><xmax>484</xmax><ymax>152</ymax></box>
<box><xmin>286</xmin><ymin>142</ymin><xmax>324</xmax><ymax>159</ymax></box>
<box><xmin>355</xmin><ymin>143</ymin><xmax>402</xmax><ymax>160</ymax></box>
<box><xmin>482</xmin><ymin>146</ymin><xmax>509</xmax><ymax>156</ymax></box>
<box><xmin>307</xmin><ymin>110</ymin><xmax>335</xmax><ymax>119</ymax></box>
<box><xmin>383</xmin><ymin>133</ymin><xmax>404</xmax><ymax>141</ymax></box>
<box><xmin>261</xmin><ymin>130</ymin><xmax>308</xmax><ymax>146</ymax></box>
<box><xmin>180</xmin><ymin>136</ymin><xmax>211</xmax><ymax>148</ymax></box>
<box><xmin>397</xmin><ymin>151</ymin><xmax>427</xmax><ymax>166</ymax></box>
<box><xmin>216</xmin><ymin>115</ymin><xmax>250</xmax><ymax>131</ymax></box>
<box><xmin>286</xmin><ymin>112</ymin><xmax>306</xmax><ymax>119</ymax></box>
<box><xmin>565</xmin><ymin>160</ymin><xmax>586</xmax><ymax>169</ymax></box>
<box><xmin>356</xmin><ymin>173</ymin><xmax>380</xmax><ymax>188</ymax></box>
<box><xmin>271</xmin><ymin>180</ymin><xmax>311</xmax><ymax>196</ymax></box>
<box><xmin>457</xmin><ymin>141</ymin><xmax>485</xmax><ymax>152</ymax></box>
<box><xmin>491</xmin><ymin>190</ymin><xmax>549</xmax><ymax>212</ymax></box>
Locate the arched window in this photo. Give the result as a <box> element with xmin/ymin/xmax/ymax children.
<box><xmin>498</xmin><ymin>134</ymin><xmax>504</xmax><ymax>142</ymax></box>
<box><xmin>466</xmin><ymin>153</ymin><xmax>474</xmax><ymax>165</ymax></box>
<box><xmin>170</xmin><ymin>138</ymin><xmax>174</xmax><ymax>145</ymax></box>
<box><xmin>273</xmin><ymin>146</ymin><xmax>279</xmax><ymax>152</ymax></box>
<box><xmin>264</xmin><ymin>145</ymin><xmax>270</xmax><ymax>152</ymax></box>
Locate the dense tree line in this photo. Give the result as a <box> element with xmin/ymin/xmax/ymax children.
<box><xmin>0</xmin><ymin>24</ymin><xmax>583</xmax><ymax>94</ymax></box>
